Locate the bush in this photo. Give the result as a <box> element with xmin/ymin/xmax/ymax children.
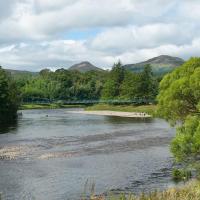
<box><xmin>172</xmin><ymin>168</ymin><xmax>192</xmax><ymax>182</ymax></box>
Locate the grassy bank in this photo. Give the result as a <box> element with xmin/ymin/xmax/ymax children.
<box><xmin>20</xmin><ymin>103</ymin><xmax>85</xmax><ymax>110</ymax></box>
<box><xmin>85</xmin><ymin>104</ymin><xmax>158</xmax><ymax>116</ymax></box>
<box><xmin>91</xmin><ymin>180</ymin><xmax>200</xmax><ymax>200</ymax></box>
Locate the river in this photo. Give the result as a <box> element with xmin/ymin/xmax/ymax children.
<box><xmin>0</xmin><ymin>108</ymin><xmax>175</xmax><ymax>200</ymax></box>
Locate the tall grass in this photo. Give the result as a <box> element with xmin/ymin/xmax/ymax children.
<box><xmin>89</xmin><ymin>180</ymin><xmax>200</xmax><ymax>200</ymax></box>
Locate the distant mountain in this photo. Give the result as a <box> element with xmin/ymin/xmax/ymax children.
<box><xmin>5</xmin><ymin>69</ymin><xmax>39</xmax><ymax>79</ymax></box>
<box><xmin>5</xmin><ymin>69</ymin><xmax>38</xmax><ymax>76</ymax></box>
<box><xmin>69</xmin><ymin>61</ymin><xmax>104</xmax><ymax>72</ymax></box>
<box><xmin>124</xmin><ymin>55</ymin><xmax>185</xmax><ymax>75</ymax></box>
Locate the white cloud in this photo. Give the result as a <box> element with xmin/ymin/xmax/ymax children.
<box><xmin>0</xmin><ymin>0</ymin><xmax>180</xmax><ymax>42</ymax></box>
<box><xmin>0</xmin><ymin>0</ymin><xmax>200</xmax><ymax>70</ymax></box>
<box><xmin>89</xmin><ymin>23</ymin><xmax>197</xmax><ymax>54</ymax></box>
<box><xmin>1</xmin><ymin>37</ymin><xmax>200</xmax><ymax>71</ymax></box>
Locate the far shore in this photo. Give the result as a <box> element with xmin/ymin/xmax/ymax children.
<box><xmin>20</xmin><ymin>103</ymin><xmax>85</xmax><ymax>110</ymax></box>
<box><xmin>67</xmin><ymin>110</ymin><xmax>152</xmax><ymax>118</ymax></box>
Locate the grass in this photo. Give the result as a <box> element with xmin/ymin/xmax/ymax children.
<box><xmin>85</xmin><ymin>104</ymin><xmax>158</xmax><ymax>116</ymax></box>
<box><xmin>20</xmin><ymin>103</ymin><xmax>85</xmax><ymax>110</ymax></box>
<box><xmin>1</xmin><ymin>181</ymin><xmax>199</xmax><ymax>200</ymax></box>
<box><xmin>90</xmin><ymin>180</ymin><xmax>200</xmax><ymax>200</ymax></box>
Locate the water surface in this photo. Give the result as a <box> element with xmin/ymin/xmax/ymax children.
<box><xmin>0</xmin><ymin>109</ymin><xmax>175</xmax><ymax>200</ymax></box>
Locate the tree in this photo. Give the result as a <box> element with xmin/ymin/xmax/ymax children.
<box><xmin>120</xmin><ymin>71</ymin><xmax>140</xmax><ymax>100</ymax></box>
<box><xmin>0</xmin><ymin>67</ymin><xmax>20</xmax><ymax>122</ymax></box>
<box><xmin>39</xmin><ymin>68</ymin><xmax>51</xmax><ymax>77</ymax></box>
<box><xmin>171</xmin><ymin>115</ymin><xmax>200</xmax><ymax>163</ymax></box>
<box><xmin>101</xmin><ymin>61</ymin><xmax>125</xmax><ymax>100</ymax></box>
<box><xmin>138</xmin><ymin>65</ymin><xmax>157</xmax><ymax>99</ymax></box>
<box><xmin>120</xmin><ymin>65</ymin><xmax>158</xmax><ymax>102</ymax></box>
<box><xmin>157</xmin><ymin>57</ymin><xmax>200</xmax><ymax>172</ymax></box>
<box><xmin>157</xmin><ymin>58</ymin><xmax>200</xmax><ymax>124</ymax></box>
<box><xmin>18</xmin><ymin>67</ymin><xmax>107</xmax><ymax>102</ymax></box>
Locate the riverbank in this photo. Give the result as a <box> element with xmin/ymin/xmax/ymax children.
<box><xmin>93</xmin><ymin>180</ymin><xmax>200</xmax><ymax>200</ymax></box>
<box><xmin>20</xmin><ymin>103</ymin><xmax>85</xmax><ymax>110</ymax></box>
<box><xmin>85</xmin><ymin>104</ymin><xmax>157</xmax><ymax>116</ymax></box>
<box><xmin>19</xmin><ymin>104</ymin><xmax>158</xmax><ymax>117</ymax></box>
<box><xmin>68</xmin><ymin>110</ymin><xmax>152</xmax><ymax>118</ymax></box>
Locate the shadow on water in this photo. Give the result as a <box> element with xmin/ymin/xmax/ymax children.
<box><xmin>0</xmin><ymin>118</ymin><xmax>18</xmax><ymax>134</ymax></box>
<box><xmin>105</xmin><ymin>116</ymin><xmax>154</xmax><ymax>124</ymax></box>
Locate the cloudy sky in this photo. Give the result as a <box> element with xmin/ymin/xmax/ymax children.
<box><xmin>0</xmin><ymin>0</ymin><xmax>200</xmax><ymax>71</ymax></box>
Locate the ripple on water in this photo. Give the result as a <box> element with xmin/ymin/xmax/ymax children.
<box><xmin>0</xmin><ymin>109</ymin><xmax>175</xmax><ymax>200</ymax></box>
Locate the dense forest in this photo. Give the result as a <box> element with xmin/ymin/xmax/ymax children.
<box><xmin>13</xmin><ymin>62</ymin><xmax>160</xmax><ymax>104</ymax></box>
<box><xmin>0</xmin><ymin>62</ymin><xmax>161</xmax><ymax>122</ymax></box>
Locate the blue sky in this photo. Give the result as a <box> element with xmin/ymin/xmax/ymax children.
<box><xmin>62</xmin><ymin>28</ymin><xmax>102</xmax><ymax>40</ymax></box>
<box><xmin>0</xmin><ymin>0</ymin><xmax>200</xmax><ymax>71</ymax></box>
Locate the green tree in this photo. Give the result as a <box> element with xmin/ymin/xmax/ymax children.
<box><xmin>157</xmin><ymin>58</ymin><xmax>200</xmax><ymax>124</ymax></box>
<box><xmin>120</xmin><ymin>71</ymin><xmax>140</xmax><ymax>100</ymax></box>
<box><xmin>157</xmin><ymin>57</ymin><xmax>200</xmax><ymax>172</ymax></box>
<box><xmin>138</xmin><ymin>64</ymin><xmax>157</xmax><ymax>99</ymax></box>
<box><xmin>119</xmin><ymin>65</ymin><xmax>158</xmax><ymax>102</ymax></box>
<box><xmin>171</xmin><ymin>115</ymin><xmax>200</xmax><ymax>163</ymax></box>
<box><xmin>101</xmin><ymin>61</ymin><xmax>125</xmax><ymax>100</ymax></box>
<box><xmin>0</xmin><ymin>67</ymin><xmax>20</xmax><ymax>122</ymax></box>
<box><xmin>17</xmin><ymin>67</ymin><xmax>107</xmax><ymax>102</ymax></box>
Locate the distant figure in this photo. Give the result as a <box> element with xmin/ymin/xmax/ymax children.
<box><xmin>46</xmin><ymin>115</ymin><xmax>48</xmax><ymax>117</ymax></box>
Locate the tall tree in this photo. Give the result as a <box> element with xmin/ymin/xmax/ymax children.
<box><xmin>0</xmin><ymin>67</ymin><xmax>20</xmax><ymax>122</ymax></box>
<box><xmin>157</xmin><ymin>58</ymin><xmax>200</xmax><ymax>124</ymax></box>
<box><xmin>138</xmin><ymin>64</ymin><xmax>157</xmax><ymax>99</ymax></box>
<box><xmin>157</xmin><ymin>58</ymin><xmax>200</xmax><ymax>171</ymax></box>
<box><xmin>101</xmin><ymin>61</ymin><xmax>125</xmax><ymax>100</ymax></box>
<box><xmin>120</xmin><ymin>71</ymin><xmax>140</xmax><ymax>100</ymax></box>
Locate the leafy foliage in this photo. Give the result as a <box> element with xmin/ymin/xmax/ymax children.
<box><xmin>15</xmin><ymin>63</ymin><xmax>160</xmax><ymax>103</ymax></box>
<box><xmin>157</xmin><ymin>58</ymin><xmax>200</xmax><ymax>124</ymax></box>
<box><xmin>101</xmin><ymin>61</ymin><xmax>125</xmax><ymax>99</ymax></box>
<box><xmin>157</xmin><ymin>57</ymin><xmax>200</xmax><ymax>173</ymax></box>
<box><xmin>16</xmin><ymin>69</ymin><xmax>107</xmax><ymax>102</ymax></box>
<box><xmin>171</xmin><ymin>115</ymin><xmax>200</xmax><ymax>162</ymax></box>
<box><xmin>101</xmin><ymin>62</ymin><xmax>158</xmax><ymax>101</ymax></box>
<box><xmin>0</xmin><ymin>67</ymin><xmax>20</xmax><ymax>122</ymax></box>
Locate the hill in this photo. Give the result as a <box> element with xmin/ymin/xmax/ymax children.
<box><xmin>124</xmin><ymin>55</ymin><xmax>185</xmax><ymax>75</ymax></box>
<box><xmin>68</xmin><ymin>61</ymin><xmax>104</xmax><ymax>72</ymax></box>
<box><xmin>5</xmin><ymin>69</ymin><xmax>38</xmax><ymax>76</ymax></box>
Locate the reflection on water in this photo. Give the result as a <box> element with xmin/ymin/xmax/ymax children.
<box><xmin>105</xmin><ymin>116</ymin><xmax>153</xmax><ymax>124</ymax></box>
<box><xmin>0</xmin><ymin>109</ymin><xmax>175</xmax><ymax>200</ymax></box>
<box><xmin>0</xmin><ymin>119</ymin><xmax>18</xmax><ymax>134</ymax></box>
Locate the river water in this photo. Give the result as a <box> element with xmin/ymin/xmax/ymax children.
<box><xmin>0</xmin><ymin>109</ymin><xmax>175</xmax><ymax>200</ymax></box>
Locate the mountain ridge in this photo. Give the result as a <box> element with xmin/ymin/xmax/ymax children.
<box><xmin>68</xmin><ymin>61</ymin><xmax>104</xmax><ymax>72</ymax></box>
<box><xmin>5</xmin><ymin>69</ymin><xmax>38</xmax><ymax>76</ymax></box>
<box><xmin>4</xmin><ymin>55</ymin><xmax>185</xmax><ymax>75</ymax></box>
<box><xmin>123</xmin><ymin>55</ymin><xmax>185</xmax><ymax>74</ymax></box>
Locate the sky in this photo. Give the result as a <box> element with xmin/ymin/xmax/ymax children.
<box><xmin>0</xmin><ymin>0</ymin><xmax>200</xmax><ymax>71</ymax></box>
